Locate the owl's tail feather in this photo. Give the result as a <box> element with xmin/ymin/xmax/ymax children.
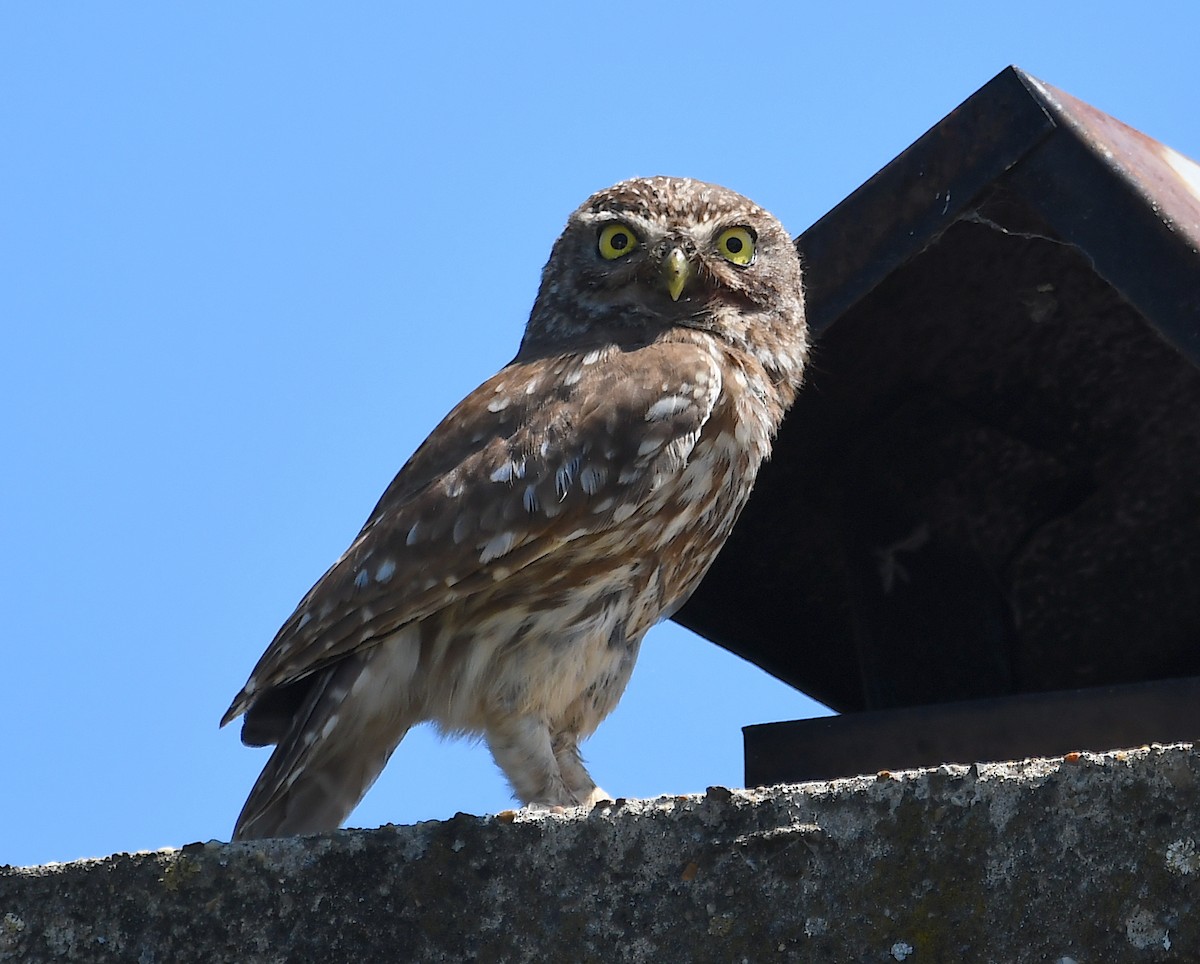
<box><xmin>232</xmin><ymin>645</ymin><xmax>416</xmax><ymax>841</ymax></box>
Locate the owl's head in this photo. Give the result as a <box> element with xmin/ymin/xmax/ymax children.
<box><xmin>521</xmin><ymin>176</ymin><xmax>806</xmax><ymax>389</ymax></box>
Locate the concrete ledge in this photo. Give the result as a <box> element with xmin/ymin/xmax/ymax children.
<box><xmin>4</xmin><ymin>744</ymin><xmax>1200</xmax><ymax>961</ymax></box>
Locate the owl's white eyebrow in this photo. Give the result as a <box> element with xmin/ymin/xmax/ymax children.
<box><xmin>588</xmin><ymin>213</ymin><xmax>645</xmax><ymax>228</ymax></box>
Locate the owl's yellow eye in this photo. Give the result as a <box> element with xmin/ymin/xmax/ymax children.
<box><xmin>597</xmin><ymin>223</ymin><xmax>639</xmax><ymax>260</ymax></box>
<box><xmin>716</xmin><ymin>226</ymin><xmax>756</xmax><ymax>265</ymax></box>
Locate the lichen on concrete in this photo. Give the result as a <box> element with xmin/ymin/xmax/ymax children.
<box><xmin>3</xmin><ymin>744</ymin><xmax>1199</xmax><ymax>962</ymax></box>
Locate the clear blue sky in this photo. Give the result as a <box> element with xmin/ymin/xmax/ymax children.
<box><xmin>3</xmin><ymin>4</ymin><xmax>1197</xmax><ymax>868</ymax></box>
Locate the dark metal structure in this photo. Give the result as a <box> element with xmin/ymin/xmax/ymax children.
<box><xmin>675</xmin><ymin>66</ymin><xmax>1200</xmax><ymax>784</ymax></box>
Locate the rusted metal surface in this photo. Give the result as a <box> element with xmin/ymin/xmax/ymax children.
<box><xmin>675</xmin><ymin>67</ymin><xmax>1200</xmax><ymax>774</ymax></box>
<box><xmin>1009</xmin><ymin>73</ymin><xmax>1200</xmax><ymax>364</ymax></box>
<box><xmin>1032</xmin><ymin>74</ymin><xmax>1200</xmax><ymax>255</ymax></box>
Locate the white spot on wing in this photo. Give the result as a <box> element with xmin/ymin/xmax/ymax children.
<box><xmin>487</xmin><ymin>397</ymin><xmax>511</xmax><ymax>413</ymax></box>
<box><xmin>490</xmin><ymin>458</ymin><xmax>526</xmax><ymax>483</ymax></box>
<box><xmin>452</xmin><ymin>515</ymin><xmax>471</xmax><ymax>544</ymax></box>
<box><xmin>480</xmin><ymin>531</ymin><xmax>518</xmax><ymax>563</ymax></box>
<box><xmin>522</xmin><ymin>484</ymin><xmax>540</xmax><ymax>512</ymax></box>
<box><xmin>612</xmin><ymin>502</ymin><xmax>637</xmax><ymax>524</ymax></box>
<box><xmin>556</xmin><ymin>458</ymin><xmax>580</xmax><ymax>499</ymax></box>
<box><xmin>580</xmin><ymin>465</ymin><xmax>608</xmax><ymax>494</ymax></box>
<box><xmin>353</xmin><ymin>569</ymin><xmax>370</xmax><ymax>590</ymax></box>
<box><xmin>656</xmin><ymin>511</ymin><xmax>694</xmax><ymax>547</ymax></box>
<box><xmin>646</xmin><ymin>395</ymin><xmax>692</xmax><ymax>421</ymax></box>
<box><xmin>376</xmin><ymin>559</ymin><xmax>396</xmax><ymax>583</ymax></box>
<box><xmin>297</xmin><ymin>612</ymin><xmax>312</xmax><ymax>630</ymax></box>
<box><xmin>406</xmin><ymin>522</ymin><xmax>421</xmax><ymax>546</ymax></box>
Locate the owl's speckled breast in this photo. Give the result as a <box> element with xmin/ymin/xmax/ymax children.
<box><xmin>408</xmin><ymin>337</ymin><xmax>787</xmax><ymax>742</ymax></box>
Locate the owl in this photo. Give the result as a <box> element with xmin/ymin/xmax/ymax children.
<box><xmin>222</xmin><ymin>176</ymin><xmax>807</xmax><ymax>840</ymax></box>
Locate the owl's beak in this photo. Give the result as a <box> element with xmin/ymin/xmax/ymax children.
<box><xmin>661</xmin><ymin>247</ymin><xmax>691</xmax><ymax>302</ymax></box>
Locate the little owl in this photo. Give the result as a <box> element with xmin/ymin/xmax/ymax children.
<box><xmin>222</xmin><ymin>176</ymin><xmax>807</xmax><ymax>839</ymax></box>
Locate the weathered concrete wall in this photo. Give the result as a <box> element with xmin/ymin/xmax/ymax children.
<box><xmin>4</xmin><ymin>744</ymin><xmax>1199</xmax><ymax>962</ymax></box>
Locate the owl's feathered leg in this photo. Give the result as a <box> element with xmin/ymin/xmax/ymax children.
<box><xmin>232</xmin><ymin>633</ymin><xmax>420</xmax><ymax>840</ymax></box>
<box><xmin>552</xmin><ymin>734</ymin><xmax>610</xmax><ymax>807</ymax></box>
<box><xmin>486</xmin><ymin>715</ymin><xmax>581</xmax><ymax>808</ymax></box>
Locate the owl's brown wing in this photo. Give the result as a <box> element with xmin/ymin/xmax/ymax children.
<box><xmin>221</xmin><ymin>339</ymin><xmax>722</xmax><ymax>726</ymax></box>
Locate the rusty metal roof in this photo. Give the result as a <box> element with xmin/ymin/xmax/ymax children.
<box><xmin>675</xmin><ymin>66</ymin><xmax>1200</xmax><ymax>769</ymax></box>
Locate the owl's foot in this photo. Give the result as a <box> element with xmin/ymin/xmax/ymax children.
<box><xmin>578</xmin><ymin>786</ymin><xmax>613</xmax><ymax>808</ymax></box>
<box><xmin>488</xmin><ymin>715</ymin><xmax>584</xmax><ymax>808</ymax></box>
<box><xmin>521</xmin><ymin>786</ymin><xmax>612</xmax><ymax>814</ymax></box>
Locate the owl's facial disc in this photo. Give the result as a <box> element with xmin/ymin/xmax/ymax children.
<box><xmin>661</xmin><ymin>247</ymin><xmax>690</xmax><ymax>302</ymax></box>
